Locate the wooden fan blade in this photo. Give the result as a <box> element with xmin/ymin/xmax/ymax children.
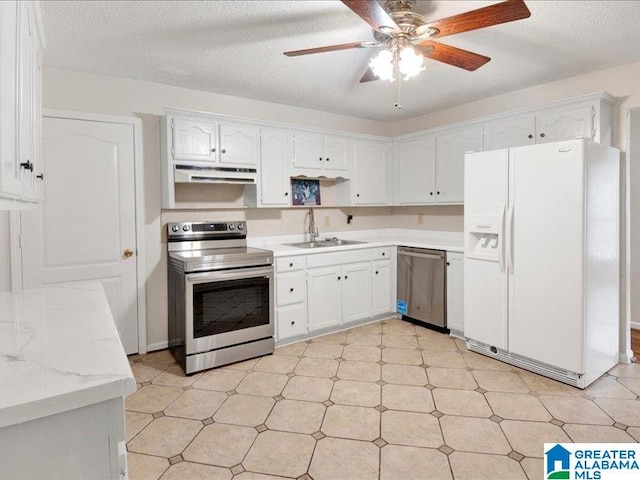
<box><xmin>420</xmin><ymin>41</ymin><xmax>491</xmax><ymax>71</ymax></box>
<box><xmin>341</xmin><ymin>0</ymin><xmax>399</xmax><ymax>33</ymax></box>
<box><xmin>284</xmin><ymin>41</ymin><xmax>372</xmax><ymax>57</ymax></box>
<box><xmin>425</xmin><ymin>0</ymin><xmax>531</xmax><ymax>39</ymax></box>
<box><xmin>359</xmin><ymin>67</ymin><xmax>378</xmax><ymax>83</ymax></box>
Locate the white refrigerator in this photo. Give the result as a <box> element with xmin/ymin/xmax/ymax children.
<box><xmin>464</xmin><ymin>139</ymin><xmax>619</xmax><ymax>388</ymax></box>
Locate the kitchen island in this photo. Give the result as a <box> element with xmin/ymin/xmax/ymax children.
<box><xmin>0</xmin><ymin>283</ymin><xmax>136</xmax><ymax>479</ymax></box>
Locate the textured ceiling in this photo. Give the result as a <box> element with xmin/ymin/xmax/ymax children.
<box><xmin>42</xmin><ymin>1</ymin><xmax>640</xmax><ymax>121</ymax></box>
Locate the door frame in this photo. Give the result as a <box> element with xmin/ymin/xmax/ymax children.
<box><xmin>10</xmin><ymin>109</ymin><xmax>147</xmax><ymax>354</ymax></box>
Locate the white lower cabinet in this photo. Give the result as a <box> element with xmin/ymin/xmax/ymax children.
<box><xmin>275</xmin><ymin>247</ymin><xmax>397</xmax><ymax>341</ymax></box>
<box><xmin>307</xmin><ymin>266</ymin><xmax>343</xmax><ymax>332</ymax></box>
<box><xmin>275</xmin><ymin>256</ymin><xmax>308</xmax><ymax>341</ymax></box>
<box><xmin>446</xmin><ymin>251</ymin><xmax>464</xmax><ymax>335</ymax></box>
<box><xmin>372</xmin><ymin>260</ymin><xmax>393</xmax><ymax>315</ymax></box>
<box><xmin>342</xmin><ymin>263</ymin><xmax>372</xmax><ymax>324</ymax></box>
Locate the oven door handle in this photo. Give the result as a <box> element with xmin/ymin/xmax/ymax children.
<box><xmin>186</xmin><ymin>266</ymin><xmax>273</xmax><ymax>283</ymax></box>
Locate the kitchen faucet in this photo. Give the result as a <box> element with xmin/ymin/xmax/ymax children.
<box><xmin>308</xmin><ymin>207</ymin><xmax>319</xmax><ymax>242</ymax></box>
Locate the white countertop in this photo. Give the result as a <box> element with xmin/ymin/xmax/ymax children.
<box><xmin>0</xmin><ymin>284</ymin><xmax>136</xmax><ymax>428</ymax></box>
<box><xmin>249</xmin><ymin>228</ymin><xmax>464</xmax><ymax>257</ymax></box>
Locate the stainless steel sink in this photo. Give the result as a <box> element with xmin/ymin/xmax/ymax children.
<box><xmin>285</xmin><ymin>239</ymin><xmax>367</xmax><ymax>249</ymax></box>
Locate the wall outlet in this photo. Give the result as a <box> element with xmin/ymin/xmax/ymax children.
<box><xmin>323</xmin><ymin>216</ymin><xmax>330</xmax><ymax>227</ymax></box>
<box><xmin>418</xmin><ymin>214</ymin><xmax>424</xmax><ymax>225</ymax></box>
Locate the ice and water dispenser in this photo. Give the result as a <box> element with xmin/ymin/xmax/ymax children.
<box><xmin>465</xmin><ymin>215</ymin><xmax>502</xmax><ymax>262</ymax></box>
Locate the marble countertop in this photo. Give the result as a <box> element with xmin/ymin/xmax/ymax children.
<box><xmin>249</xmin><ymin>228</ymin><xmax>464</xmax><ymax>257</ymax></box>
<box><xmin>0</xmin><ymin>283</ymin><xmax>136</xmax><ymax>428</ymax></box>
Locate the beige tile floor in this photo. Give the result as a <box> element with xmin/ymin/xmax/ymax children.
<box><xmin>126</xmin><ymin>318</ymin><xmax>640</xmax><ymax>480</ymax></box>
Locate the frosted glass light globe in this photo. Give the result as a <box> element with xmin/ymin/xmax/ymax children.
<box><xmin>369</xmin><ymin>49</ymin><xmax>395</xmax><ymax>82</ymax></box>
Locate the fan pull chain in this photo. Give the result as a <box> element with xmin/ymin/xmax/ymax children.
<box><xmin>394</xmin><ymin>49</ymin><xmax>402</xmax><ymax>110</ymax></box>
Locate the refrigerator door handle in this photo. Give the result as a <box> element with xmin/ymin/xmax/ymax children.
<box><xmin>498</xmin><ymin>203</ymin><xmax>506</xmax><ymax>273</ymax></box>
<box><xmin>506</xmin><ymin>202</ymin><xmax>515</xmax><ymax>273</ymax></box>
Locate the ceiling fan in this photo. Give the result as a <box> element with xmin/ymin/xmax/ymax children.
<box><xmin>284</xmin><ymin>0</ymin><xmax>531</xmax><ymax>88</ymax></box>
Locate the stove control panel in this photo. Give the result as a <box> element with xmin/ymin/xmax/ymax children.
<box><xmin>167</xmin><ymin>221</ymin><xmax>247</xmax><ymax>241</ymax></box>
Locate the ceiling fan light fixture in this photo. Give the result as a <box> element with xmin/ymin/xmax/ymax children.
<box><xmin>398</xmin><ymin>46</ymin><xmax>425</xmax><ymax>80</ymax></box>
<box><xmin>369</xmin><ymin>49</ymin><xmax>395</xmax><ymax>82</ymax></box>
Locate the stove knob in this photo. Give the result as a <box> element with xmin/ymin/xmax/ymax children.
<box><xmin>171</xmin><ymin>225</ymin><xmax>179</xmax><ymax>233</ymax></box>
<box><xmin>182</xmin><ymin>225</ymin><xmax>190</xmax><ymax>232</ymax></box>
<box><xmin>228</xmin><ymin>223</ymin><xmax>235</xmax><ymax>231</ymax></box>
<box><xmin>237</xmin><ymin>223</ymin><xmax>244</xmax><ymax>231</ymax></box>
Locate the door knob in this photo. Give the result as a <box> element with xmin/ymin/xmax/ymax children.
<box><xmin>124</xmin><ymin>249</ymin><xmax>134</xmax><ymax>258</ymax></box>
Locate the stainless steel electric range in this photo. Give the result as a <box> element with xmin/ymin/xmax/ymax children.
<box><xmin>167</xmin><ymin>221</ymin><xmax>274</xmax><ymax>374</ymax></box>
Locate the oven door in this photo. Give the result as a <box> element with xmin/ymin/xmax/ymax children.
<box><xmin>185</xmin><ymin>265</ymin><xmax>274</xmax><ymax>355</ymax></box>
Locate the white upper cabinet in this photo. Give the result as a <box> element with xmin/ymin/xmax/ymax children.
<box><xmin>257</xmin><ymin>128</ymin><xmax>290</xmax><ymax>207</ymax></box>
<box><xmin>171</xmin><ymin>117</ymin><xmax>258</xmax><ymax>167</ymax></box>
<box><xmin>172</xmin><ymin>118</ymin><xmax>217</xmax><ymax>163</ymax></box>
<box><xmin>435</xmin><ymin>126</ymin><xmax>482</xmax><ymax>204</ymax></box>
<box><xmin>536</xmin><ymin>105</ymin><xmax>592</xmax><ymax>144</ymax></box>
<box><xmin>0</xmin><ymin>0</ymin><xmax>45</xmax><ymax>208</ymax></box>
<box><xmin>394</xmin><ymin>135</ymin><xmax>436</xmax><ymax>205</ymax></box>
<box><xmin>323</xmin><ymin>135</ymin><xmax>351</xmax><ymax>172</ymax></box>
<box><xmin>292</xmin><ymin>131</ymin><xmax>323</xmax><ymax>170</ymax></box>
<box><xmin>353</xmin><ymin>140</ymin><xmax>391</xmax><ymax>205</ymax></box>
<box><xmin>484</xmin><ymin>114</ymin><xmax>536</xmax><ymax>150</ymax></box>
<box><xmin>0</xmin><ymin>1</ymin><xmax>22</xmax><ymax>198</ymax></box>
<box><xmin>291</xmin><ymin>131</ymin><xmax>352</xmax><ymax>177</ymax></box>
<box><xmin>219</xmin><ymin>123</ymin><xmax>258</xmax><ymax>166</ymax></box>
<box><xmin>483</xmin><ymin>94</ymin><xmax>613</xmax><ymax>153</ymax></box>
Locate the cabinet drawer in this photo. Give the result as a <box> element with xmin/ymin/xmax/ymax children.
<box><xmin>277</xmin><ymin>304</ymin><xmax>308</xmax><ymax>340</ymax></box>
<box><xmin>306</xmin><ymin>249</ymin><xmax>371</xmax><ymax>269</ymax></box>
<box><xmin>276</xmin><ymin>256</ymin><xmax>306</xmax><ymax>273</ymax></box>
<box><xmin>371</xmin><ymin>247</ymin><xmax>393</xmax><ymax>261</ymax></box>
<box><xmin>276</xmin><ymin>273</ymin><xmax>305</xmax><ymax>306</ymax></box>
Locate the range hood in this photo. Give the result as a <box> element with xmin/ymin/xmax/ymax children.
<box><xmin>174</xmin><ymin>165</ymin><xmax>257</xmax><ymax>185</ymax></box>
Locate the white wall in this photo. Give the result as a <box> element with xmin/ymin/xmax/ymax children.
<box><xmin>390</xmin><ymin>60</ymin><xmax>640</xmax><ymax>142</ymax></box>
<box><xmin>628</xmin><ymin>109</ymin><xmax>640</xmax><ymax>334</ymax></box>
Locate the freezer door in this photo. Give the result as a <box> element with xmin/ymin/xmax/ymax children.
<box><xmin>463</xmin><ymin>149</ymin><xmax>509</xmax><ymax>349</ymax></box>
<box><xmin>508</xmin><ymin>141</ymin><xmax>585</xmax><ymax>373</ymax></box>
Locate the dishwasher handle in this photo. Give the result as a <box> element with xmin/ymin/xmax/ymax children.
<box><xmin>397</xmin><ymin>249</ymin><xmax>445</xmax><ymax>261</ymax></box>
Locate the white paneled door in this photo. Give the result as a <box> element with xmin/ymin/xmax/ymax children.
<box><xmin>21</xmin><ymin>116</ymin><xmax>140</xmax><ymax>354</ymax></box>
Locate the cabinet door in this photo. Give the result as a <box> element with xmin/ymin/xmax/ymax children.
<box><xmin>394</xmin><ymin>136</ymin><xmax>436</xmax><ymax>204</ymax></box>
<box><xmin>307</xmin><ymin>266</ymin><xmax>342</xmax><ymax>331</ymax></box>
<box><xmin>293</xmin><ymin>131</ymin><xmax>323</xmax><ymax>170</ymax></box>
<box><xmin>536</xmin><ymin>105</ymin><xmax>593</xmax><ymax>144</ymax></box>
<box><xmin>172</xmin><ymin>118</ymin><xmax>217</xmax><ymax>162</ymax></box>
<box><xmin>436</xmin><ymin>126</ymin><xmax>482</xmax><ymax>203</ymax></box>
<box><xmin>0</xmin><ymin>1</ymin><xmax>22</xmax><ymax>197</ymax></box>
<box><xmin>342</xmin><ymin>263</ymin><xmax>372</xmax><ymax>324</ymax></box>
<box><xmin>323</xmin><ymin>135</ymin><xmax>351</xmax><ymax>172</ymax></box>
<box><xmin>18</xmin><ymin>1</ymin><xmax>34</xmax><ymax>198</ymax></box>
<box><xmin>372</xmin><ymin>261</ymin><xmax>393</xmax><ymax>315</ymax></box>
<box><xmin>354</xmin><ymin>141</ymin><xmax>390</xmax><ymax>205</ymax></box>
<box><xmin>259</xmin><ymin>128</ymin><xmax>290</xmax><ymax>206</ymax></box>
<box><xmin>483</xmin><ymin>114</ymin><xmax>536</xmax><ymax>151</ymax></box>
<box><xmin>219</xmin><ymin>123</ymin><xmax>258</xmax><ymax>166</ymax></box>
<box><xmin>446</xmin><ymin>252</ymin><xmax>464</xmax><ymax>334</ymax></box>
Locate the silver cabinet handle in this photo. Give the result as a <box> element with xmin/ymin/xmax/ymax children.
<box><xmin>398</xmin><ymin>251</ymin><xmax>444</xmax><ymax>261</ymax></box>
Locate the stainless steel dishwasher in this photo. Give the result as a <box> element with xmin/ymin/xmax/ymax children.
<box><xmin>396</xmin><ymin>247</ymin><xmax>447</xmax><ymax>330</ymax></box>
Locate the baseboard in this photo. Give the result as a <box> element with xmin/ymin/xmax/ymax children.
<box><xmin>147</xmin><ymin>341</ymin><xmax>169</xmax><ymax>352</ymax></box>
<box><xmin>631</xmin><ymin>322</ymin><xmax>640</xmax><ymax>330</ymax></box>
<box><xmin>619</xmin><ymin>349</ymin><xmax>634</xmax><ymax>363</ymax></box>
